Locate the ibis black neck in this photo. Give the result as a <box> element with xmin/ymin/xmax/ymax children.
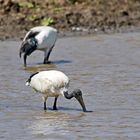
<box><xmin>64</xmin><ymin>91</ymin><xmax>73</xmax><ymax>99</ymax></box>
<box><xmin>63</xmin><ymin>90</ymin><xmax>87</xmax><ymax>112</ymax></box>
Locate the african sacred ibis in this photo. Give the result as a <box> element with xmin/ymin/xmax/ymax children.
<box><xmin>26</xmin><ymin>70</ymin><xmax>87</xmax><ymax>112</ymax></box>
<box><xmin>19</xmin><ymin>26</ymin><xmax>57</xmax><ymax>66</ymax></box>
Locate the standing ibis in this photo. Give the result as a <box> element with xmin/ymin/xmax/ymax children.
<box><xmin>19</xmin><ymin>26</ymin><xmax>57</xmax><ymax>66</ymax></box>
<box><xmin>26</xmin><ymin>70</ymin><xmax>87</xmax><ymax>112</ymax></box>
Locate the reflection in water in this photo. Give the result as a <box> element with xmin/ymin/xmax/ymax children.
<box><xmin>23</xmin><ymin>63</ymin><xmax>57</xmax><ymax>73</ymax></box>
<box><xmin>28</xmin><ymin>111</ymin><xmax>85</xmax><ymax>139</ymax></box>
<box><xmin>53</xmin><ymin>60</ymin><xmax>72</xmax><ymax>65</ymax></box>
<box><xmin>29</xmin><ymin>113</ymin><xmax>69</xmax><ymax>135</ymax></box>
<box><xmin>22</xmin><ymin>59</ymin><xmax>72</xmax><ymax>73</ymax></box>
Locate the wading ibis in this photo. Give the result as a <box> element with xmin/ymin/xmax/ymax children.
<box><xmin>26</xmin><ymin>70</ymin><xmax>87</xmax><ymax>112</ymax></box>
<box><xmin>19</xmin><ymin>26</ymin><xmax>57</xmax><ymax>66</ymax></box>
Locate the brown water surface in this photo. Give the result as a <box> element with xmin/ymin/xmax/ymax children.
<box><xmin>0</xmin><ymin>32</ymin><xmax>140</xmax><ymax>139</ymax></box>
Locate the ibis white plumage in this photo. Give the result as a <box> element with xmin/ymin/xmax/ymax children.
<box><xmin>26</xmin><ymin>70</ymin><xmax>87</xmax><ymax>112</ymax></box>
<box><xmin>19</xmin><ymin>26</ymin><xmax>57</xmax><ymax>66</ymax></box>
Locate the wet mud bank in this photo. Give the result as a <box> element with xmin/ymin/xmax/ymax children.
<box><xmin>0</xmin><ymin>0</ymin><xmax>140</xmax><ymax>40</ymax></box>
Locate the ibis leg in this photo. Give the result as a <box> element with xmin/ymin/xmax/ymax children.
<box><xmin>44</xmin><ymin>46</ymin><xmax>54</xmax><ymax>64</ymax></box>
<box><xmin>44</xmin><ymin>101</ymin><xmax>47</xmax><ymax>110</ymax></box>
<box><xmin>53</xmin><ymin>97</ymin><xmax>58</xmax><ymax>110</ymax></box>
<box><xmin>43</xmin><ymin>97</ymin><xmax>48</xmax><ymax>110</ymax></box>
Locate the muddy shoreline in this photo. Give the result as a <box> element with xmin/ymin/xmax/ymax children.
<box><xmin>0</xmin><ymin>0</ymin><xmax>140</xmax><ymax>40</ymax></box>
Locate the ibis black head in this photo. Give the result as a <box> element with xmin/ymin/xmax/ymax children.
<box><xmin>19</xmin><ymin>38</ymin><xmax>38</xmax><ymax>66</ymax></box>
<box><xmin>72</xmin><ymin>89</ymin><xmax>87</xmax><ymax>112</ymax></box>
<box><xmin>64</xmin><ymin>89</ymin><xmax>87</xmax><ymax>112</ymax></box>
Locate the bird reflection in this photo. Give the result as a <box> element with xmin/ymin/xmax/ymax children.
<box><xmin>23</xmin><ymin>63</ymin><xmax>57</xmax><ymax>73</ymax></box>
<box><xmin>28</xmin><ymin>111</ymin><xmax>85</xmax><ymax>136</ymax></box>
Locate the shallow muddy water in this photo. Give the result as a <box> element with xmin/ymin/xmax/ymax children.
<box><xmin>0</xmin><ymin>32</ymin><xmax>140</xmax><ymax>140</ymax></box>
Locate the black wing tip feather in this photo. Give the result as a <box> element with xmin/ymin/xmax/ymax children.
<box><xmin>25</xmin><ymin>30</ymin><xmax>40</xmax><ymax>41</ymax></box>
<box><xmin>27</xmin><ymin>72</ymin><xmax>39</xmax><ymax>83</ymax></box>
<box><xmin>30</xmin><ymin>72</ymin><xmax>39</xmax><ymax>78</ymax></box>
